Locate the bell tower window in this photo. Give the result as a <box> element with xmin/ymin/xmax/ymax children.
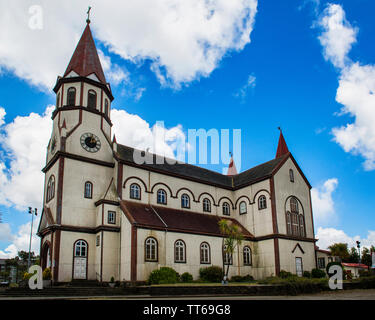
<box><xmin>104</xmin><ymin>99</ymin><xmax>109</xmax><ymax>117</ymax></box>
<box><xmin>67</xmin><ymin>87</ymin><xmax>76</xmax><ymax>106</ymax></box>
<box><xmin>56</xmin><ymin>93</ymin><xmax>60</xmax><ymax>108</ymax></box>
<box><xmin>88</xmin><ymin>90</ymin><xmax>97</xmax><ymax>109</ymax></box>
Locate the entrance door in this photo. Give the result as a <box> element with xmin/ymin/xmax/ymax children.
<box><xmin>73</xmin><ymin>257</ymin><xmax>87</xmax><ymax>279</ymax></box>
<box><xmin>295</xmin><ymin>257</ymin><xmax>303</xmax><ymax>277</ymax></box>
<box><xmin>73</xmin><ymin>240</ymin><xmax>88</xmax><ymax>280</ymax></box>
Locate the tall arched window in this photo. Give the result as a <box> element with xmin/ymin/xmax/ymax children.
<box><xmin>84</xmin><ymin>181</ymin><xmax>93</xmax><ymax>199</ymax></box>
<box><xmin>290</xmin><ymin>197</ymin><xmax>299</xmax><ymax>213</ymax></box>
<box><xmin>286</xmin><ymin>211</ymin><xmax>292</xmax><ymax>235</ymax></box>
<box><xmin>299</xmin><ymin>214</ymin><xmax>305</xmax><ymax>237</ymax></box>
<box><xmin>174</xmin><ymin>240</ymin><xmax>186</xmax><ymax>263</ymax></box>
<box><xmin>104</xmin><ymin>99</ymin><xmax>109</xmax><ymax>117</ymax></box>
<box><xmin>289</xmin><ymin>169</ymin><xmax>294</xmax><ymax>182</ymax></box>
<box><xmin>46</xmin><ymin>175</ymin><xmax>55</xmax><ymax>202</ymax></box>
<box><xmin>222</xmin><ymin>202</ymin><xmax>230</xmax><ymax>216</ymax></box>
<box><xmin>292</xmin><ymin>212</ymin><xmax>300</xmax><ymax>235</ymax></box>
<box><xmin>200</xmin><ymin>242</ymin><xmax>210</xmax><ymax>264</ymax></box>
<box><xmin>243</xmin><ymin>246</ymin><xmax>252</xmax><ymax>266</ymax></box>
<box><xmin>203</xmin><ymin>198</ymin><xmax>211</xmax><ymax>212</ymax></box>
<box><xmin>157</xmin><ymin>189</ymin><xmax>167</xmax><ymax>204</ymax></box>
<box><xmin>145</xmin><ymin>237</ymin><xmax>157</xmax><ymax>261</ymax></box>
<box><xmin>258</xmin><ymin>195</ymin><xmax>267</xmax><ymax>210</ymax></box>
<box><xmin>239</xmin><ymin>201</ymin><xmax>247</xmax><ymax>214</ymax></box>
<box><xmin>67</xmin><ymin>87</ymin><xmax>76</xmax><ymax>106</ymax></box>
<box><xmin>130</xmin><ymin>183</ymin><xmax>141</xmax><ymax>200</ymax></box>
<box><xmin>74</xmin><ymin>240</ymin><xmax>88</xmax><ymax>257</ymax></box>
<box><xmin>181</xmin><ymin>194</ymin><xmax>190</xmax><ymax>208</ymax></box>
<box><xmin>87</xmin><ymin>90</ymin><xmax>97</xmax><ymax>109</ymax></box>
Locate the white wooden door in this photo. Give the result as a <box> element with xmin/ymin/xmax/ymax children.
<box><xmin>74</xmin><ymin>257</ymin><xmax>87</xmax><ymax>279</ymax></box>
<box><xmin>295</xmin><ymin>257</ymin><xmax>303</xmax><ymax>277</ymax></box>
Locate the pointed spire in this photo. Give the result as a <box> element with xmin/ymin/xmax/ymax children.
<box><xmin>63</xmin><ymin>18</ymin><xmax>107</xmax><ymax>85</ymax></box>
<box><xmin>112</xmin><ymin>134</ymin><xmax>117</xmax><ymax>143</ymax></box>
<box><xmin>227</xmin><ymin>153</ymin><xmax>238</xmax><ymax>176</ymax></box>
<box><xmin>275</xmin><ymin>127</ymin><xmax>289</xmax><ymax>158</ymax></box>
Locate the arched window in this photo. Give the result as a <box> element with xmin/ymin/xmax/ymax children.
<box><xmin>56</xmin><ymin>93</ymin><xmax>60</xmax><ymax>108</ymax></box>
<box><xmin>223</xmin><ymin>245</ymin><xmax>232</xmax><ymax>265</ymax></box>
<box><xmin>200</xmin><ymin>242</ymin><xmax>210</xmax><ymax>264</ymax></box>
<box><xmin>239</xmin><ymin>201</ymin><xmax>247</xmax><ymax>214</ymax></box>
<box><xmin>258</xmin><ymin>195</ymin><xmax>267</xmax><ymax>210</ymax></box>
<box><xmin>67</xmin><ymin>87</ymin><xmax>76</xmax><ymax>106</ymax></box>
<box><xmin>157</xmin><ymin>189</ymin><xmax>167</xmax><ymax>204</ymax></box>
<box><xmin>292</xmin><ymin>213</ymin><xmax>300</xmax><ymax>235</ymax></box>
<box><xmin>243</xmin><ymin>246</ymin><xmax>252</xmax><ymax>266</ymax></box>
<box><xmin>286</xmin><ymin>211</ymin><xmax>292</xmax><ymax>235</ymax></box>
<box><xmin>222</xmin><ymin>202</ymin><xmax>230</xmax><ymax>216</ymax></box>
<box><xmin>174</xmin><ymin>240</ymin><xmax>186</xmax><ymax>263</ymax></box>
<box><xmin>130</xmin><ymin>183</ymin><xmax>141</xmax><ymax>200</ymax></box>
<box><xmin>87</xmin><ymin>90</ymin><xmax>97</xmax><ymax>109</ymax></box>
<box><xmin>46</xmin><ymin>175</ymin><xmax>55</xmax><ymax>202</ymax></box>
<box><xmin>104</xmin><ymin>99</ymin><xmax>109</xmax><ymax>117</ymax></box>
<box><xmin>299</xmin><ymin>214</ymin><xmax>305</xmax><ymax>237</ymax></box>
<box><xmin>181</xmin><ymin>194</ymin><xmax>190</xmax><ymax>208</ymax></box>
<box><xmin>290</xmin><ymin>197</ymin><xmax>299</xmax><ymax>213</ymax></box>
<box><xmin>74</xmin><ymin>240</ymin><xmax>88</xmax><ymax>257</ymax></box>
<box><xmin>289</xmin><ymin>169</ymin><xmax>294</xmax><ymax>182</ymax></box>
<box><xmin>145</xmin><ymin>237</ymin><xmax>157</xmax><ymax>261</ymax></box>
<box><xmin>203</xmin><ymin>198</ymin><xmax>211</xmax><ymax>212</ymax></box>
<box><xmin>84</xmin><ymin>181</ymin><xmax>93</xmax><ymax>199</ymax></box>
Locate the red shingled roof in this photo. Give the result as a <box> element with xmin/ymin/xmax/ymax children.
<box><xmin>63</xmin><ymin>23</ymin><xmax>107</xmax><ymax>84</ymax></box>
<box><xmin>275</xmin><ymin>130</ymin><xmax>289</xmax><ymax>158</ymax></box>
<box><xmin>342</xmin><ymin>263</ymin><xmax>369</xmax><ymax>269</ymax></box>
<box><xmin>120</xmin><ymin>200</ymin><xmax>253</xmax><ymax>239</ymax></box>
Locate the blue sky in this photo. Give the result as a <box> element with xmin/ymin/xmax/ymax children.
<box><xmin>0</xmin><ymin>0</ymin><xmax>374</xmax><ymax>255</ymax></box>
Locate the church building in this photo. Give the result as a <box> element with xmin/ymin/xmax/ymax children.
<box><xmin>37</xmin><ymin>19</ymin><xmax>317</xmax><ymax>283</ymax></box>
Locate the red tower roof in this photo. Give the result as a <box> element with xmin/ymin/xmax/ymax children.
<box><xmin>275</xmin><ymin>129</ymin><xmax>289</xmax><ymax>158</ymax></box>
<box><xmin>227</xmin><ymin>156</ymin><xmax>238</xmax><ymax>176</ymax></box>
<box><xmin>63</xmin><ymin>23</ymin><xmax>107</xmax><ymax>84</ymax></box>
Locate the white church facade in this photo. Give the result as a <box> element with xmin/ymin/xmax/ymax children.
<box><xmin>37</xmin><ymin>20</ymin><xmax>318</xmax><ymax>283</ymax></box>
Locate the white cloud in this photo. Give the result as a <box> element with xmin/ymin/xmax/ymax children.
<box><xmin>0</xmin><ymin>107</ymin><xmax>5</xmax><ymax>126</ymax></box>
<box><xmin>0</xmin><ymin>223</ymin><xmax>12</xmax><ymax>242</ymax></box>
<box><xmin>317</xmin><ymin>4</ymin><xmax>375</xmax><ymax>170</ymax></box>
<box><xmin>0</xmin><ymin>0</ymin><xmax>258</xmax><ymax>89</ymax></box>
<box><xmin>0</xmin><ymin>220</ymin><xmax>40</xmax><ymax>259</ymax></box>
<box><xmin>311</xmin><ymin>178</ymin><xmax>338</xmax><ymax>226</ymax></box>
<box><xmin>0</xmin><ymin>106</ymin><xmax>54</xmax><ymax>210</ymax></box>
<box><xmin>233</xmin><ymin>74</ymin><xmax>256</xmax><ymax>102</ymax></box>
<box><xmin>316</xmin><ymin>227</ymin><xmax>375</xmax><ymax>250</ymax></box>
<box><xmin>317</xmin><ymin>4</ymin><xmax>357</xmax><ymax>69</ymax></box>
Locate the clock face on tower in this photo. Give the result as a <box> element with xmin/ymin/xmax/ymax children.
<box><xmin>80</xmin><ymin>132</ymin><xmax>101</xmax><ymax>153</ymax></box>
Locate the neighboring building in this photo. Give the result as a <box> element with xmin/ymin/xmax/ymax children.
<box><xmin>37</xmin><ymin>19</ymin><xmax>318</xmax><ymax>283</ymax></box>
<box><xmin>342</xmin><ymin>263</ymin><xmax>368</xmax><ymax>278</ymax></box>
<box><xmin>315</xmin><ymin>246</ymin><xmax>341</xmax><ymax>274</ymax></box>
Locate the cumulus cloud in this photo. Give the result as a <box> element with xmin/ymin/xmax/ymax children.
<box><xmin>0</xmin><ymin>107</ymin><xmax>5</xmax><ymax>126</ymax></box>
<box><xmin>316</xmin><ymin>227</ymin><xmax>375</xmax><ymax>250</ymax></box>
<box><xmin>0</xmin><ymin>0</ymin><xmax>258</xmax><ymax>89</ymax></box>
<box><xmin>311</xmin><ymin>178</ymin><xmax>338</xmax><ymax>226</ymax></box>
<box><xmin>317</xmin><ymin>4</ymin><xmax>375</xmax><ymax>170</ymax></box>
<box><xmin>233</xmin><ymin>74</ymin><xmax>256</xmax><ymax>103</ymax></box>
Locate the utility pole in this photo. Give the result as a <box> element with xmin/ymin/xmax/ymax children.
<box><xmin>28</xmin><ymin>207</ymin><xmax>38</xmax><ymax>269</ymax></box>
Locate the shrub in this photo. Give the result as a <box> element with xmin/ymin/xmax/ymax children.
<box><xmin>180</xmin><ymin>272</ymin><xmax>193</xmax><ymax>283</ymax></box>
<box><xmin>311</xmin><ymin>268</ymin><xmax>326</xmax><ymax>279</ymax></box>
<box><xmin>110</xmin><ymin>276</ymin><xmax>115</xmax><ymax>283</ymax></box>
<box><xmin>23</xmin><ymin>272</ymin><xmax>32</xmax><ymax>280</ymax></box>
<box><xmin>199</xmin><ymin>266</ymin><xmax>223</xmax><ymax>283</ymax></box>
<box><xmin>148</xmin><ymin>267</ymin><xmax>180</xmax><ymax>285</ymax></box>
<box><xmin>303</xmin><ymin>271</ymin><xmax>311</xmax><ymax>278</ymax></box>
<box><xmin>279</xmin><ymin>270</ymin><xmax>293</xmax><ymax>279</ymax></box>
<box><xmin>9</xmin><ymin>283</ymin><xmax>19</xmax><ymax>288</ymax></box>
<box><xmin>42</xmin><ymin>267</ymin><xmax>52</xmax><ymax>280</ymax></box>
<box><xmin>359</xmin><ymin>270</ymin><xmax>371</xmax><ymax>278</ymax></box>
<box><xmin>326</xmin><ymin>262</ymin><xmax>342</xmax><ymax>277</ymax></box>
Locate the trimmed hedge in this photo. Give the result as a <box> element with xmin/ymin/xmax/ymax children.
<box><xmin>180</xmin><ymin>272</ymin><xmax>193</xmax><ymax>283</ymax></box>
<box><xmin>148</xmin><ymin>267</ymin><xmax>180</xmax><ymax>285</ymax></box>
<box><xmin>230</xmin><ymin>275</ymin><xmax>254</xmax><ymax>282</ymax></box>
<box><xmin>199</xmin><ymin>266</ymin><xmax>223</xmax><ymax>283</ymax></box>
<box><xmin>311</xmin><ymin>268</ymin><xmax>326</xmax><ymax>279</ymax></box>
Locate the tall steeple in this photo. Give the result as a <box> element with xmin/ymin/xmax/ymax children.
<box><xmin>275</xmin><ymin>127</ymin><xmax>289</xmax><ymax>158</ymax></box>
<box><xmin>63</xmin><ymin>20</ymin><xmax>107</xmax><ymax>85</ymax></box>
<box><xmin>227</xmin><ymin>154</ymin><xmax>238</xmax><ymax>176</ymax></box>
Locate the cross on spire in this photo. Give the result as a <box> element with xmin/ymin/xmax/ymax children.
<box><xmin>86</xmin><ymin>6</ymin><xmax>92</xmax><ymax>24</ymax></box>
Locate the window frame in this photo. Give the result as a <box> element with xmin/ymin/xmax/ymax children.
<box><xmin>157</xmin><ymin>189</ymin><xmax>167</xmax><ymax>205</ymax></box>
<box><xmin>243</xmin><ymin>246</ymin><xmax>252</xmax><ymax>266</ymax></box>
<box><xmin>223</xmin><ymin>245</ymin><xmax>233</xmax><ymax>265</ymax></box>
<box><xmin>203</xmin><ymin>198</ymin><xmax>211</xmax><ymax>212</ymax></box>
<box><xmin>104</xmin><ymin>99</ymin><xmax>109</xmax><ymax>117</ymax></box>
<box><xmin>67</xmin><ymin>87</ymin><xmax>76</xmax><ymax>106</ymax></box>
<box><xmin>200</xmin><ymin>242</ymin><xmax>211</xmax><ymax>264</ymax></box>
<box><xmin>258</xmin><ymin>195</ymin><xmax>267</xmax><ymax>210</ymax></box>
<box><xmin>74</xmin><ymin>240</ymin><xmax>88</xmax><ymax>257</ymax></box>
<box><xmin>107</xmin><ymin>211</ymin><xmax>116</xmax><ymax>224</ymax></box>
<box><xmin>84</xmin><ymin>181</ymin><xmax>93</xmax><ymax>199</ymax></box>
<box><xmin>46</xmin><ymin>175</ymin><xmax>55</xmax><ymax>203</ymax></box>
<box><xmin>181</xmin><ymin>193</ymin><xmax>190</xmax><ymax>209</ymax></box>
<box><xmin>96</xmin><ymin>234</ymin><xmax>100</xmax><ymax>247</ymax></box>
<box><xmin>239</xmin><ymin>201</ymin><xmax>247</xmax><ymax>215</ymax></box>
<box><xmin>87</xmin><ymin>90</ymin><xmax>97</xmax><ymax>109</ymax></box>
<box><xmin>130</xmin><ymin>183</ymin><xmax>141</xmax><ymax>200</ymax></box>
<box><xmin>289</xmin><ymin>169</ymin><xmax>294</xmax><ymax>183</ymax></box>
<box><xmin>222</xmin><ymin>202</ymin><xmax>230</xmax><ymax>216</ymax></box>
<box><xmin>174</xmin><ymin>240</ymin><xmax>186</xmax><ymax>263</ymax></box>
<box><xmin>145</xmin><ymin>237</ymin><xmax>158</xmax><ymax>262</ymax></box>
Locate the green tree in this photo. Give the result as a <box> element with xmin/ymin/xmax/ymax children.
<box><xmin>348</xmin><ymin>247</ymin><xmax>359</xmax><ymax>263</ymax></box>
<box><xmin>328</xmin><ymin>243</ymin><xmax>349</xmax><ymax>261</ymax></box>
<box><xmin>361</xmin><ymin>247</ymin><xmax>371</xmax><ymax>267</ymax></box>
<box><xmin>218</xmin><ymin>219</ymin><xmax>243</xmax><ymax>282</ymax></box>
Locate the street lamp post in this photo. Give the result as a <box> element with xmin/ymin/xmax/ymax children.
<box><xmin>28</xmin><ymin>207</ymin><xmax>38</xmax><ymax>269</ymax></box>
